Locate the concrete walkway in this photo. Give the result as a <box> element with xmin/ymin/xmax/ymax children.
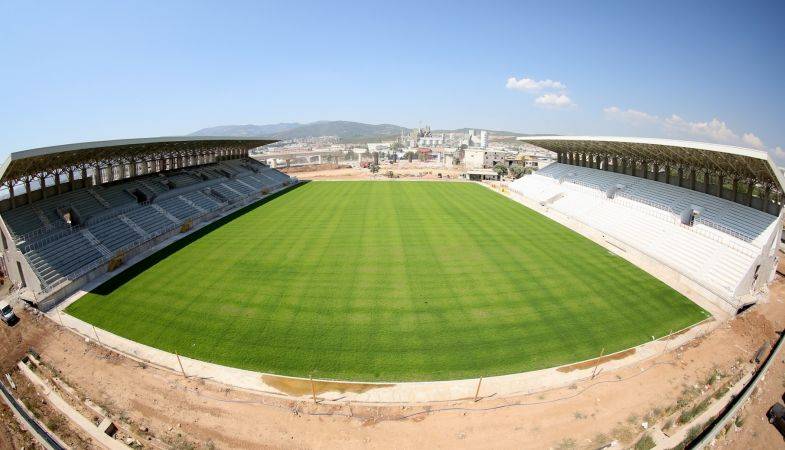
<box><xmin>18</xmin><ymin>360</ymin><xmax>128</xmax><ymax>449</ymax></box>
<box><xmin>49</xmin><ymin>303</ymin><xmax>718</xmax><ymax>404</ymax></box>
<box><xmin>43</xmin><ymin>179</ymin><xmax>726</xmax><ymax>404</ymax></box>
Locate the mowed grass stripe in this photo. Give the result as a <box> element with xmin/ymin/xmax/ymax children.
<box><xmin>67</xmin><ymin>181</ymin><xmax>708</xmax><ymax>381</ymax></box>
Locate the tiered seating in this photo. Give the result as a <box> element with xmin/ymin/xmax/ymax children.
<box><xmin>166</xmin><ymin>172</ymin><xmax>201</xmax><ymax>188</ymax></box>
<box><xmin>24</xmin><ymin>232</ymin><xmax>104</xmax><ymax>288</ymax></box>
<box><xmin>88</xmin><ymin>217</ymin><xmax>140</xmax><ymax>252</ymax></box>
<box><xmin>138</xmin><ymin>177</ymin><xmax>169</xmax><ymax>194</ymax></box>
<box><xmin>156</xmin><ymin>196</ymin><xmax>200</xmax><ymax>220</ymax></box>
<box><xmin>511</xmin><ymin>163</ymin><xmax>779</xmax><ymax>303</ymax></box>
<box><xmin>2</xmin><ymin>159</ymin><xmax>292</xmax><ymax>291</ymax></box>
<box><xmin>124</xmin><ymin>205</ymin><xmax>174</xmax><ymax>235</ymax></box>
<box><xmin>95</xmin><ymin>185</ymin><xmax>136</xmax><ymax>208</ymax></box>
<box><xmin>261</xmin><ymin>168</ymin><xmax>290</xmax><ymax>183</ymax></box>
<box><xmin>2</xmin><ymin>206</ymin><xmax>44</xmax><ymax>237</ymax></box>
<box><xmin>239</xmin><ymin>175</ymin><xmax>264</xmax><ymax>189</ymax></box>
<box><xmin>68</xmin><ymin>190</ymin><xmax>106</xmax><ymax>219</ymax></box>
<box><xmin>224</xmin><ymin>179</ymin><xmax>256</xmax><ymax>195</ymax></box>
<box><xmin>181</xmin><ymin>191</ymin><xmax>222</xmax><ymax>211</ymax></box>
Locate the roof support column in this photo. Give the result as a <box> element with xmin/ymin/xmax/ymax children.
<box><xmin>54</xmin><ymin>170</ymin><xmax>61</xmax><ymax>195</ymax></box>
<box><xmin>642</xmin><ymin>160</ymin><xmax>648</xmax><ymax>179</ymax></box>
<box><xmin>717</xmin><ymin>174</ymin><xmax>724</xmax><ymax>199</ymax></box>
<box><xmin>93</xmin><ymin>163</ymin><xmax>102</xmax><ymax>185</ymax></box>
<box><xmin>603</xmin><ymin>155</ymin><xmax>609</xmax><ymax>171</ymax></box>
<box><xmin>621</xmin><ymin>158</ymin><xmax>627</xmax><ymax>175</ymax></box>
<box><xmin>7</xmin><ymin>183</ymin><xmax>15</xmax><ymax>209</ymax></box>
<box><xmin>24</xmin><ymin>179</ymin><xmax>32</xmax><ymax>204</ymax></box>
<box><xmin>653</xmin><ymin>163</ymin><xmax>659</xmax><ymax>182</ymax></box>
<box><xmin>732</xmin><ymin>177</ymin><xmax>739</xmax><ymax>203</ymax></box>
<box><xmin>747</xmin><ymin>181</ymin><xmax>754</xmax><ymax>207</ymax></box>
<box><xmin>689</xmin><ymin>168</ymin><xmax>696</xmax><ymax>191</ymax></box>
<box><xmin>677</xmin><ymin>167</ymin><xmax>684</xmax><ymax>187</ymax></box>
<box><xmin>704</xmin><ymin>170</ymin><xmax>710</xmax><ymax>194</ymax></box>
<box><xmin>68</xmin><ymin>169</ymin><xmax>75</xmax><ymax>192</ymax></box>
<box><xmin>81</xmin><ymin>166</ymin><xmax>88</xmax><ymax>188</ymax></box>
<box><xmin>763</xmin><ymin>185</ymin><xmax>771</xmax><ymax>212</ymax></box>
<box><xmin>612</xmin><ymin>156</ymin><xmax>618</xmax><ymax>172</ymax></box>
<box><xmin>664</xmin><ymin>165</ymin><xmax>671</xmax><ymax>184</ymax></box>
<box><xmin>39</xmin><ymin>175</ymin><xmax>47</xmax><ymax>199</ymax></box>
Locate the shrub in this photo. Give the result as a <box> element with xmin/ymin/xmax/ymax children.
<box><xmin>634</xmin><ymin>433</ymin><xmax>656</xmax><ymax>450</ymax></box>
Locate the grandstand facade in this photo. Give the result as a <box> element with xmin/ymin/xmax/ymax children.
<box><xmin>0</xmin><ymin>137</ymin><xmax>293</xmax><ymax>307</ymax></box>
<box><xmin>512</xmin><ymin>136</ymin><xmax>785</xmax><ymax>313</ymax></box>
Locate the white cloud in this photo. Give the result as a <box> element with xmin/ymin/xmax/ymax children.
<box><xmin>506</xmin><ymin>77</ymin><xmax>566</xmax><ymax>92</ymax></box>
<box><xmin>742</xmin><ymin>132</ymin><xmax>765</xmax><ymax>149</ymax></box>
<box><xmin>603</xmin><ymin>106</ymin><xmax>659</xmax><ymax>126</ymax></box>
<box><xmin>603</xmin><ymin>105</ymin><xmax>778</xmax><ymax>156</ymax></box>
<box><xmin>534</xmin><ymin>93</ymin><xmax>574</xmax><ymax>109</ymax></box>
<box><xmin>663</xmin><ymin>115</ymin><xmax>740</xmax><ymax>144</ymax></box>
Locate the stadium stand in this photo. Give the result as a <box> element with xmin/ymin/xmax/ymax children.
<box><xmin>0</xmin><ymin>137</ymin><xmax>293</xmax><ymax>304</ymax></box>
<box><xmin>512</xmin><ymin>137</ymin><xmax>784</xmax><ymax>312</ymax></box>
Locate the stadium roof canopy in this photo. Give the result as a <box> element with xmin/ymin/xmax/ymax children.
<box><xmin>518</xmin><ymin>136</ymin><xmax>785</xmax><ymax>193</ymax></box>
<box><xmin>0</xmin><ymin>136</ymin><xmax>276</xmax><ymax>185</ymax></box>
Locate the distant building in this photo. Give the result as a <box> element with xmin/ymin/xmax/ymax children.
<box><xmin>418</xmin><ymin>134</ymin><xmax>444</xmax><ymax>147</ymax></box>
<box><xmin>464</xmin><ymin>148</ymin><xmax>517</xmax><ymax>169</ymax></box>
<box><xmin>464</xmin><ymin>129</ymin><xmax>488</xmax><ymax>149</ymax></box>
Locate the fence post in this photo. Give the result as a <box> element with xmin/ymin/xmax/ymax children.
<box><xmin>310</xmin><ymin>374</ymin><xmax>317</xmax><ymax>403</ymax></box>
<box><xmin>92</xmin><ymin>325</ymin><xmax>101</xmax><ymax>345</ymax></box>
<box><xmin>175</xmin><ymin>351</ymin><xmax>187</xmax><ymax>378</ymax></box>
<box><xmin>591</xmin><ymin>347</ymin><xmax>605</xmax><ymax>380</ymax></box>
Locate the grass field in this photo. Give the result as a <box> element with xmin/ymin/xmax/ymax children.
<box><xmin>67</xmin><ymin>181</ymin><xmax>708</xmax><ymax>381</ymax></box>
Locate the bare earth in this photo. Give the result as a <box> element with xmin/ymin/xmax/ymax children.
<box><xmin>280</xmin><ymin>163</ymin><xmax>466</xmax><ymax>181</ymax></box>
<box><xmin>0</xmin><ymin>277</ymin><xmax>781</xmax><ymax>449</ymax></box>
<box><xmin>0</xmin><ymin>172</ymin><xmax>783</xmax><ymax>449</ymax></box>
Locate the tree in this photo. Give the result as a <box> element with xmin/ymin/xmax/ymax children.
<box><xmin>404</xmin><ymin>151</ymin><xmax>415</xmax><ymax>162</ymax></box>
<box><xmin>493</xmin><ymin>163</ymin><xmax>508</xmax><ymax>177</ymax></box>
<box><xmin>508</xmin><ymin>164</ymin><xmax>526</xmax><ymax>179</ymax></box>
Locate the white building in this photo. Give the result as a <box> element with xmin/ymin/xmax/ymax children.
<box><xmin>417</xmin><ymin>134</ymin><xmax>445</xmax><ymax>147</ymax></box>
<box><xmin>464</xmin><ymin>129</ymin><xmax>488</xmax><ymax>149</ymax></box>
<box><xmin>464</xmin><ymin>148</ymin><xmax>517</xmax><ymax>169</ymax></box>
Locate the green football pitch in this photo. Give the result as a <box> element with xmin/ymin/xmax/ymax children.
<box><xmin>66</xmin><ymin>181</ymin><xmax>708</xmax><ymax>381</ymax></box>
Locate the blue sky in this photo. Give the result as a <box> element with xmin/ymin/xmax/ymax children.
<box><xmin>2</xmin><ymin>0</ymin><xmax>784</xmax><ymax>160</ymax></box>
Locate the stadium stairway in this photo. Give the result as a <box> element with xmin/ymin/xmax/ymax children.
<box><xmin>510</xmin><ymin>163</ymin><xmax>779</xmax><ymax>305</ymax></box>
<box><xmin>3</xmin><ymin>159</ymin><xmax>293</xmax><ymax>292</ymax></box>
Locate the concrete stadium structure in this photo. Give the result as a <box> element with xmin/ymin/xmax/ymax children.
<box><xmin>512</xmin><ymin>136</ymin><xmax>785</xmax><ymax>314</ymax></box>
<box><xmin>0</xmin><ymin>137</ymin><xmax>294</xmax><ymax>308</ymax></box>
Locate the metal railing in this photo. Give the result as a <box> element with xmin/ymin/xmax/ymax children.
<box><xmin>36</xmin><ymin>180</ymin><xmax>291</xmax><ymax>295</ymax></box>
<box><xmin>694</xmin><ymin>216</ymin><xmax>753</xmax><ymax>243</ymax></box>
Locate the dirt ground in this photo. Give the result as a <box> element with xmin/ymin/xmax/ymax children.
<box><xmin>0</xmin><ymin>275</ymin><xmax>782</xmax><ymax>449</ymax></box>
<box><xmin>280</xmin><ymin>163</ymin><xmax>466</xmax><ymax>181</ymax></box>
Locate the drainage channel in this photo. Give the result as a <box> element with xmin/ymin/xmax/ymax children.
<box><xmin>0</xmin><ymin>379</ymin><xmax>67</xmax><ymax>450</ymax></box>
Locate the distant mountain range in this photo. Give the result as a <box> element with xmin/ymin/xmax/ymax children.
<box><xmin>190</xmin><ymin>121</ymin><xmax>537</xmax><ymax>141</ymax></box>
<box><xmin>191</xmin><ymin>121</ymin><xmax>407</xmax><ymax>141</ymax></box>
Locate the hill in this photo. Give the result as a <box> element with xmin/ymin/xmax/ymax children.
<box><xmin>190</xmin><ymin>121</ymin><xmax>408</xmax><ymax>140</ymax></box>
<box><xmin>190</xmin><ymin>123</ymin><xmax>302</xmax><ymax>137</ymax></box>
